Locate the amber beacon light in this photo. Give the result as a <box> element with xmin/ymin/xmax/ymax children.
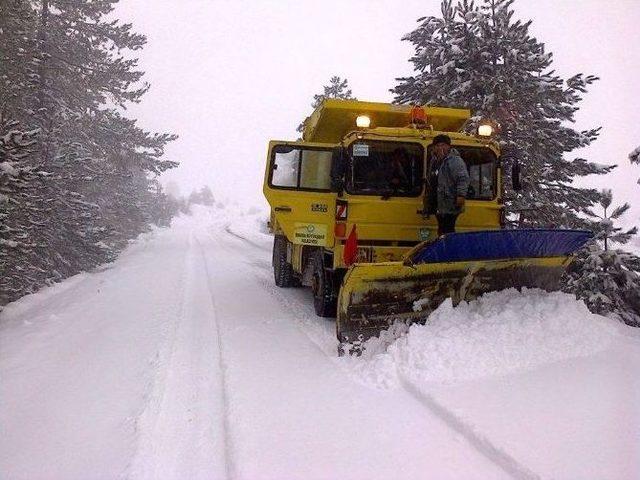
<box><xmin>410</xmin><ymin>105</ymin><xmax>427</xmax><ymax>125</ymax></box>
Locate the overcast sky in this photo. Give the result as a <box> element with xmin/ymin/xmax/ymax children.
<box><xmin>116</xmin><ymin>0</ymin><xmax>640</xmax><ymax>223</ymax></box>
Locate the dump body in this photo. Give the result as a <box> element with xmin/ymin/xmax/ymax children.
<box><xmin>301</xmin><ymin>99</ymin><xmax>470</xmax><ymax>143</ymax></box>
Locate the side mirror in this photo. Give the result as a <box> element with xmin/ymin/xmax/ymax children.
<box><xmin>512</xmin><ymin>159</ymin><xmax>522</xmax><ymax>191</ymax></box>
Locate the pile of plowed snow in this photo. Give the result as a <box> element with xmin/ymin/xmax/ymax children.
<box><xmin>346</xmin><ymin>288</ymin><xmax>620</xmax><ymax>388</ymax></box>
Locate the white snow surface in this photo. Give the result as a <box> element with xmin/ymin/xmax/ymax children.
<box><xmin>2</xmin><ymin>205</ymin><xmax>639</xmax><ymax>480</ymax></box>
<box><xmin>349</xmin><ymin>288</ymin><xmax>618</xmax><ymax>387</ymax></box>
<box><xmin>0</xmin><ymin>161</ymin><xmax>19</xmax><ymax>176</ymax></box>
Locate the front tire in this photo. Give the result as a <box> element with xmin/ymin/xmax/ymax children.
<box><xmin>312</xmin><ymin>251</ymin><xmax>337</xmax><ymax>317</ymax></box>
<box><xmin>273</xmin><ymin>235</ymin><xmax>297</xmax><ymax>287</ymax></box>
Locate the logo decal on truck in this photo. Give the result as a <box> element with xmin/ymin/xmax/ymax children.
<box><xmin>311</xmin><ymin>203</ymin><xmax>328</xmax><ymax>212</ymax></box>
<box><xmin>293</xmin><ymin>223</ymin><xmax>328</xmax><ymax>246</ymax></box>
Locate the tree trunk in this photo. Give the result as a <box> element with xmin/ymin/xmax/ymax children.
<box><xmin>37</xmin><ymin>0</ymin><xmax>51</xmax><ymax>163</ymax></box>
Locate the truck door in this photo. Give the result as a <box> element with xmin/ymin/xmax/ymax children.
<box><xmin>263</xmin><ymin>141</ymin><xmax>338</xmax><ymax>248</ymax></box>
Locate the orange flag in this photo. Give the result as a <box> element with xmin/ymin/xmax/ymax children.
<box><xmin>343</xmin><ymin>225</ymin><xmax>358</xmax><ymax>266</ymax></box>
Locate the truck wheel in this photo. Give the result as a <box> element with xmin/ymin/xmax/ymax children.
<box><xmin>312</xmin><ymin>251</ymin><xmax>337</xmax><ymax>317</ymax></box>
<box><xmin>273</xmin><ymin>235</ymin><xmax>298</xmax><ymax>287</ymax></box>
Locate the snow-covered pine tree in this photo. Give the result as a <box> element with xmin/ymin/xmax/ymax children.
<box><xmin>0</xmin><ymin>120</ymin><xmax>42</xmax><ymax>304</ymax></box>
<box><xmin>188</xmin><ymin>189</ymin><xmax>203</xmax><ymax>206</ymax></box>
<box><xmin>392</xmin><ymin>0</ymin><xmax>640</xmax><ymax>323</ymax></box>
<box><xmin>185</xmin><ymin>186</ymin><xmax>215</xmax><ymax>207</ymax></box>
<box><xmin>144</xmin><ymin>179</ymin><xmax>180</xmax><ymax>228</ymax></box>
<box><xmin>0</xmin><ymin>1</ymin><xmax>50</xmax><ymax>303</ymax></box>
<box><xmin>564</xmin><ymin>189</ymin><xmax>640</xmax><ymax>326</ymax></box>
<box><xmin>0</xmin><ymin>0</ymin><xmax>38</xmax><ymax>122</ymax></box>
<box><xmin>630</xmin><ymin>146</ymin><xmax>640</xmax><ymax>184</ymax></box>
<box><xmin>587</xmin><ymin>190</ymin><xmax>638</xmax><ymax>251</ymax></box>
<box><xmin>0</xmin><ymin>0</ymin><xmax>177</xmax><ymax>304</ymax></box>
<box><xmin>199</xmin><ymin>186</ymin><xmax>215</xmax><ymax>206</ymax></box>
<box><xmin>297</xmin><ymin>76</ymin><xmax>356</xmax><ymax>134</ymax></box>
<box><xmin>393</xmin><ymin>0</ymin><xmax>612</xmax><ymax>228</ymax></box>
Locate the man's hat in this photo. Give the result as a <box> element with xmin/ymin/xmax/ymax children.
<box><xmin>431</xmin><ymin>134</ymin><xmax>451</xmax><ymax>146</ymax></box>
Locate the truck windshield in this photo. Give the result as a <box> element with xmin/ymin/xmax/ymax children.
<box><xmin>346</xmin><ymin>141</ymin><xmax>424</xmax><ymax>197</ymax></box>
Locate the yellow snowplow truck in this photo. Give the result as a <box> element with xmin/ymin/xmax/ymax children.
<box><xmin>263</xmin><ymin>99</ymin><xmax>592</xmax><ymax>352</ymax></box>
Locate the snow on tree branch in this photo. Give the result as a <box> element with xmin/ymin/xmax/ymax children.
<box><xmin>297</xmin><ymin>76</ymin><xmax>356</xmax><ymax>134</ymax></box>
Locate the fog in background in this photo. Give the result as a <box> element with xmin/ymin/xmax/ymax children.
<box><xmin>116</xmin><ymin>0</ymin><xmax>640</xmax><ymax>222</ymax></box>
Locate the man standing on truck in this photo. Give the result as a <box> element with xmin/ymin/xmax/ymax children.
<box><xmin>429</xmin><ymin>134</ymin><xmax>470</xmax><ymax>236</ymax></box>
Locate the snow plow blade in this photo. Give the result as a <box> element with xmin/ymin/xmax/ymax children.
<box><xmin>336</xmin><ymin>229</ymin><xmax>593</xmax><ymax>349</ymax></box>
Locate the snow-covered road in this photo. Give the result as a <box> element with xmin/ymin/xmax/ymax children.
<box><xmin>2</xmin><ymin>206</ymin><xmax>639</xmax><ymax>480</ymax></box>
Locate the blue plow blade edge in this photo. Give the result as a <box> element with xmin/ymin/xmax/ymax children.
<box><xmin>409</xmin><ymin>229</ymin><xmax>594</xmax><ymax>264</ymax></box>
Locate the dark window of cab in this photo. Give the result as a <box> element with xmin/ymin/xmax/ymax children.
<box><xmin>346</xmin><ymin>141</ymin><xmax>424</xmax><ymax>197</ymax></box>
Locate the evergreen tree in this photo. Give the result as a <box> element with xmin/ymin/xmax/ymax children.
<box><xmin>145</xmin><ymin>179</ymin><xmax>180</xmax><ymax>227</ymax></box>
<box><xmin>186</xmin><ymin>185</ymin><xmax>215</xmax><ymax>207</ymax></box>
<box><xmin>178</xmin><ymin>197</ymin><xmax>191</xmax><ymax>214</ymax></box>
<box><xmin>199</xmin><ymin>185</ymin><xmax>215</xmax><ymax>206</ymax></box>
<box><xmin>393</xmin><ymin>0</ymin><xmax>640</xmax><ymax>323</ymax></box>
<box><xmin>564</xmin><ymin>190</ymin><xmax>640</xmax><ymax>326</ymax></box>
<box><xmin>188</xmin><ymin>189</ymin><xmax>202</xmax><ymax>205</ymax></box>
<box><xmin>630</xmin><ymin>146</ymin><xmax>640</xmax><ymax>184</ymax></box>
<box><xmin>0</xmin><ymin>119</ymin><xmax>43</xmax><ymax>304</ymax></box>
<box><xmin>0</xmin><ymin>0</ymin><xmax>178</xmax><ymax>305</ymax></box>
<box><xmin>297</xmin><ymin>76</ymin><xmax>356</xmax><ymax>134</ymax></box>
<box><xmin>393</xmin><ymin>0</ymin><xmax>612</xmax><ymax>228</ymax></box>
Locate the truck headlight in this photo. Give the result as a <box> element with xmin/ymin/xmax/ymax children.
<box><xmin>356</xmin><ymin>115</ymin><xmax>371</xmax><ymax>128</ymax></box>
<box><xmin>478</xmin><ymin>124</ymin><xmax>493</xmax><ymax>137</ymax></box>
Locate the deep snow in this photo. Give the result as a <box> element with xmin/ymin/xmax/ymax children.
<box><xmin>349</xmin><ymin>288</ymin><xmax>618</xmax><ymax>387</ymax></box>
<box><xmin>1</xmin><ymin>205</ymin><xmax>639</xmax><ymax>480</ymax></box>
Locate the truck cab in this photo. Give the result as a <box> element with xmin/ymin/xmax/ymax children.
<box><xmin>263</xmin><ymin>99</ymin><xmax>503</xmax><ymax>317</ymax></box>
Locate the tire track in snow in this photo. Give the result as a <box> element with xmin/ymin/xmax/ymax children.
<box><xmin>127</xmin><ymin>231</ymin><xmax>232</xmax><ymax>480</ymax></box>
<box><xmin>195</xmin><ymin>235</ymin><xmax>235</xmax><ymax>480</ymax></box>
<box><xmin>219</xmin><ymin>226</ymin><xmax>338</xmax><ymax>357</ymax></box>
<box><xmin>398</xmin><ymin>375</ymin><xmax>541</xmax><ymax>480</ymax></box>
<box><xmin>221</xmin><ymin>222</ymin><xmax>543</xmax><ymax>480</ymax></box>
<box><xmin>224</xmin><ymin>224</ymin><xmax>269</xmax><ymax>252</ymax></box>
<box><xmin>125</xmin><ymin>231</ymin><xmax>194</xmax><ymax>479</ymax></box>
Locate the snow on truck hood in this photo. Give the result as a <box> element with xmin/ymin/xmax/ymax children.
<box><xmin>345</xmin><ymin>288</ymin><xmax>620</xmax><ymax>388</ymax></box>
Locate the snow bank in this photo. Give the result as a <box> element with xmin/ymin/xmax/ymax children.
<box><xmin>347</xmin><ymin>289</ymin><xmax>620</xmax><ymax>388</ymax></box>
<box><xmin>226</xmin><ymin>212</ymin><xmax>271</xmax><ymax>245</ymax></box>
<box><xmin>206</xmin><ymin>203</ymin><xmax>273</xmax><ymax>251</ymax></box>
<box><xmin>0</xmin><ymin>228</ymin><xmax>160</xmax><ymax>322</ymax></box>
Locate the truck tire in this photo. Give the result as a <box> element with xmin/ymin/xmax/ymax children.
<box><xmin>312</xmin><ymin>251</ymin><xmax>337</xmax><ymax>317</ymax></box>
<box><xmin>273</xmin><ymin>235</ymin><xmax>298</xmax><ymax>287</ymax></box>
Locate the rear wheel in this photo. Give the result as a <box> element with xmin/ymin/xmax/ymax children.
<box><xmin>273</xmin><ymin>235</ymin><xmax>298</xmax><ymax>287</ymax></box>
<box><xmin>312</xmin><ymin>251</ymin><xmax>337</xmax><ymax>317</ymax></box>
